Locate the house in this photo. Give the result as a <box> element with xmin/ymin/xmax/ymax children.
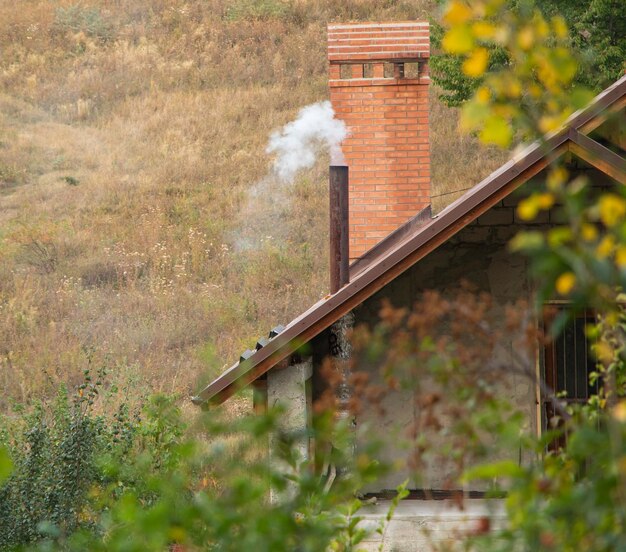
<box><xmin>193</xmin><ymin>22</ymin><xmax>626</xmax><ymax>548</ymax></box>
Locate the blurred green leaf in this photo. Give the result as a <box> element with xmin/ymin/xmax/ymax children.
<box><xmin>0</xmin><ymin>446</ymin><xmax>12</xmax><ymax>483</ymax></box>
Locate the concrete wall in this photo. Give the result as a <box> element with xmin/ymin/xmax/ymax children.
<box><xmin>353</xmin><ymin>195</ymin><xmax>557</xmax><ymax>492</ymax></box>
<box><xmin>267</xmin><ymin>357</ymin><xmax>313</xmax><ymax>501</ymax></box>
<box><xmin>357</xmin><ymin>499</ymin><xmax>506</xmax><ymax>551</ymax></box>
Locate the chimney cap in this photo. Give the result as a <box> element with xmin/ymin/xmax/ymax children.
<box><xmin>328</xmin><ymin>21</ymin><xmax>430</xmax><ymax>63</ymax></box>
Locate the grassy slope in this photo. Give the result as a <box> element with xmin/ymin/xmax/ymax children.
<box><xmin>0</xmin><ymin>0</ymin><xmax>506</xmax><ymax>411</ymax></box>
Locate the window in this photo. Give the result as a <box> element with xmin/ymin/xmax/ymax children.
<box><xmin>542</xmin><ymin>307</ymin><xmax>598</xmax><ymax>446</ymax></box>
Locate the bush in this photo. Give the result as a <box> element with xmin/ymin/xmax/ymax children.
<box><xmin>0</xmin><ymin>383</ymin><xmax>101</xmax><ymax>546</ymax></box>
<box><xmin>224</xmin><ymin>0</ymin><xmax>291</xmax><ymax>21</ymax></box>
<box><xmin>0</xmin><ymin>367</ymin><xmax>394</xmax><ymax>551</ymax></box>
<box><xmin>0</xmin><ymin>369</ymin><xmax>184</xmax><ymax>549</ymax></box>
<box><xmin>52</xmin><ymin>5</ymin><xmax>115</xmax><ymax>42</ymax></box>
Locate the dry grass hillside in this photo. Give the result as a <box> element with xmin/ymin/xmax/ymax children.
<box><xmin>0</xmin><ymin>0</ymin><xmax>506</xmax><ymax>412</ymax></box>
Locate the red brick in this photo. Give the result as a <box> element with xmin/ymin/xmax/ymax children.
<box><xmin>329</xmin><ymin>22</ymin><xmax>431</xmax><ymax>260</ymax></box>
<box><xmin>351</xmin><ymin>64</ymin><xmax>364</xmax><ymax>79</ymax></box>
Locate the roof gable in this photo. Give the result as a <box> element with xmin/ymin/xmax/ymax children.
<box><xmin>193</xmin><ymin>75</ymin><xmax>626</xmax><ymax>407</ymax></box>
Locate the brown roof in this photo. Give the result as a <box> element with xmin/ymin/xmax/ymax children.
<box><xmin>193</xmin><ymin>74</ymin><xmax>626</xmax><ymax>407</ymax></box>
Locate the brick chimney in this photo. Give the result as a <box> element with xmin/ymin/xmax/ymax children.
<box><xmin>328</xmin><ymin>22</ymin><xmax>431</xmax><ymax>260</ymax></box>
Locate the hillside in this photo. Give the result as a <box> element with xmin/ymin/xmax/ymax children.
<box><xmin>0</xmin><ymin>0</ymin><xmax>506</xmax><ymax>411</ymax></box>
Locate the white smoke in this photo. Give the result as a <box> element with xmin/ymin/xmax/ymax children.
<box><xmin>266</xmin><ymin>100</ymin><xmax>347</xmax><ymax>182</ymax></box>
<box><xmin>232</xmin><ymin>101</ymin><xmax>347</xmax><ymax>253</ymax></box>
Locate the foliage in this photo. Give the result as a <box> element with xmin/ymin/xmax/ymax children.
<box><xmin>438</xmin><ymin>0</ymin><xmax>597</xmax><ymax>147</ymax></box>
<box><xmin>511</xmin><ymin>174</ymin><xmax>626</xmax><ymax>326</ymax></box>
<box><xmin>52</xmin><ymin>5</ymin><xmax>114</xmax><ymax>42</ymax></box>
<box><xmin>430</xmin><ymin>1</ymin><xmax>626</xmax><ymax>549</ymax></box>
<box><xmin>224</xmin><ymin>0</ymin><xmax>290</xmax><ymax>21</ymax></box>
<box><xmin>430</xmin><ymin>5</ymin><xmax>507</xmax><ymax>108</ymax></box>
<box><xmin>55</xmin><ymin>411</ymin><xmax>386</xmax><ymax>552</ymax></box>
<box><xmin>347</xmin><ymin>290</ymin><xmax>533</xmax><ymax>493</ymax></box>
<box><xmin>343</xmin><ymin>285</ymin><xmax>626</xmax><ymax>550</ymax></box>
<box><xmin>0</xmin><ymin>368</ymin><xmax>400</xmax><ymax>551</ymax></box>
<box><xmin>431</xmin><ymin>0</ymin><xmax>626</xmax><ymax>107</ymax></box>
<box><xmin>0</xmin><ymin>369</ymin><xmax>184</xmax><ymax>549</ymax></box>
<box><xmin>470</xmin><ymin>412</ymin><xmax>626</xmax><ymax>551</ymax></box>
<box><xmin>0</xmin><ymin>376</ymin><xmax>104</xmax><ymax>547</ymax></box>
<box><xmin>1</xmin><ymin>1</ymin><xmax>623</xmax><ymax>550</ymax></box>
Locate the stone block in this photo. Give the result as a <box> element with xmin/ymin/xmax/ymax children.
<box><xmin>456</xmin><ymin>226</ymin><xmax>492</xmax><ymax>244</ymax></box>
<box><xmin>502</xmin><ymin>194</ymin><xmax>523</xmax><ymax>208</ymax></box>
<box><xmin>477</xmin><ymin>207</ymin><xmax>514</xmax><ymax>226</ymax></box>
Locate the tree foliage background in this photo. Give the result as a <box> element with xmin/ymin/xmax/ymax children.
<box><xmin>431</xmin><ymin>0</ymin><xmax>626</xmax><ymax>107</ymax></box>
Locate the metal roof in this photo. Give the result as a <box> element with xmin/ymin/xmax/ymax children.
<box><xmin>193</xmin><ymin>74</ymin><xmax>626</xmax><ymax>407</ymax></box>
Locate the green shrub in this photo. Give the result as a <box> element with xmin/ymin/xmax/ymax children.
<box><xmin>0</xmin><ymin>368</ymin><xmax>391</xmax><ymax>551</ymax></box>
<box><xmin>52</xmin><ymin>5</ymin><xmax>114</xmax><ymax>41</ymax></box>
<box><xmin>0</xmin><ymin>385</ymin><xmax>100</xmax><ymax>546</ymax></box>
<box><xmin>224</xmin><ymin>0</ymin><xmax>291</xmax><ymax>21</ymax></box>
<box><xmin>0</xmin><ymin>369</ymin><xmax>185</xmax><ymax>549</ymax></box>
<box><xmin>0</xmin><ymin>163</ymin><xmax>25</xmax><ymax>190</ymax></box>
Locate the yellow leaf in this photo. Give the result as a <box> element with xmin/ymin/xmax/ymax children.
<box><xmin>492</xmin><ymin>103</ymin><xmax>516</xmax><ymax>118</ymax></box>
<box><xmin>528</xmin><ymin>83</ymin><xmax>542</xmax><ymax>98</ymax></box>
<box><xmin>443</xmin><ymin>0</ymin><xmax>473</xmax><ymax>25</ymax></box>
<box><xmin>597</xmin><ymin>235</ymin><xmax>616</xmax><ymax>259</ymax></box>
<box><xmin>536</xmin><ymin>193</ymin><xmax>554</xmax><ymax>210</ymax></box>
<box><xmin>548</xmin><ymin>227</ymin><xmax>572</xmax><ymax>247</ymax></box>
<box><xmin>546</xmin><ymin>166</ymin><xmax>568</xmax><ymax>191</ymax></box>
<box><xmin>534</xmin><ymin>15</ymin><xmax>549</xmax><ymax>39</ymax></box>
<box><xmin>546</xmin><ymin>98</ymin><xmax>559</xmax><ymax>112</ymax></box>
<box><xmin>476</xmin><ymin>86</ymin><xmax>491</xmax><ymax>104</ymax></box>
<box><xmin>509</xmin><ymin>231</ymin><xmax>544</xmax><ymax>252</ymax></box>
<box><xmin>442</xmin><ymin>25</ymin><xmax>475</xmax><ymax>54</ymax></box>
<box><xmin>555</xmin><ymin>272</ymin><xmax>576</xmax><ymax>295</ymax></box>
<box><xmin>552</xmin><ymin>48</ymin><xmax>578</xmax><ymax>85</ymax></box>
<box><xmin>613</xmin><ymin>401</ymin><xmax>626</xmax><ymax>423</ymax></box>
<box><xmin>598</xmin><ymin>194</ymin><xmax>626</xmax><ymax>227</ymax></box>
<box><xmin>595</xmin><ymin>341</ymin><xmax>614</xmax><ymax>364</ymax></box>
<box><xmin>479</xmin><ymin>115</ymin><xmax>512</xmax><ymax>147</ymax></box>
<box><xmin>506</xmin><ymin>79</ymin><xmax>522</xmax><ymax>98</ymax></box>
<box><xmin>494</xmin><ymin>25</ymin><xmax>510</xmax><ymax>45</ymax></box>
<box><xmin>581</xmin><ymin>223</ymin><xmax>598</xmax><ymax>242</ymax></box>
<box><xmin>616</xmin><ymin>245</ymin><xmax>626</xmax><ymax>268</ymax></box>
<box><xmin>472</xmin><ymin>21</ymin><xmax>496</xmax><ymax>39</ymax></box>
<box><xmin>552</xmin><ymin>15</ymin><xmax>568</xmax><ymax>39</ymax></box>
<box><xmin>517</xmin><ymin>27</ymin><xmax>534</xmax><ymax>50</ymax></box>
<box><xmin>537</xmin><ymin>60</ymin><xmax>559</xmax><ymax>92</ymax></box>
<box><xmin>539</xmin><ymin>115</ymin><xmax>562</xmax><ymax>134</ymax></box>
<box><xmin>459</xmin><ymin>99</ymin><xmax>489</xmax><ymax>131</ymax></box>
<box><xmin>517</xmin><ymin>197</ymin><xmax>538</xmax><ymax>221</ymax></box>
<box><xmin>463</xmin><ymin>47</ymin><xmax>489</xmax><ymax>77</ymax></box>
